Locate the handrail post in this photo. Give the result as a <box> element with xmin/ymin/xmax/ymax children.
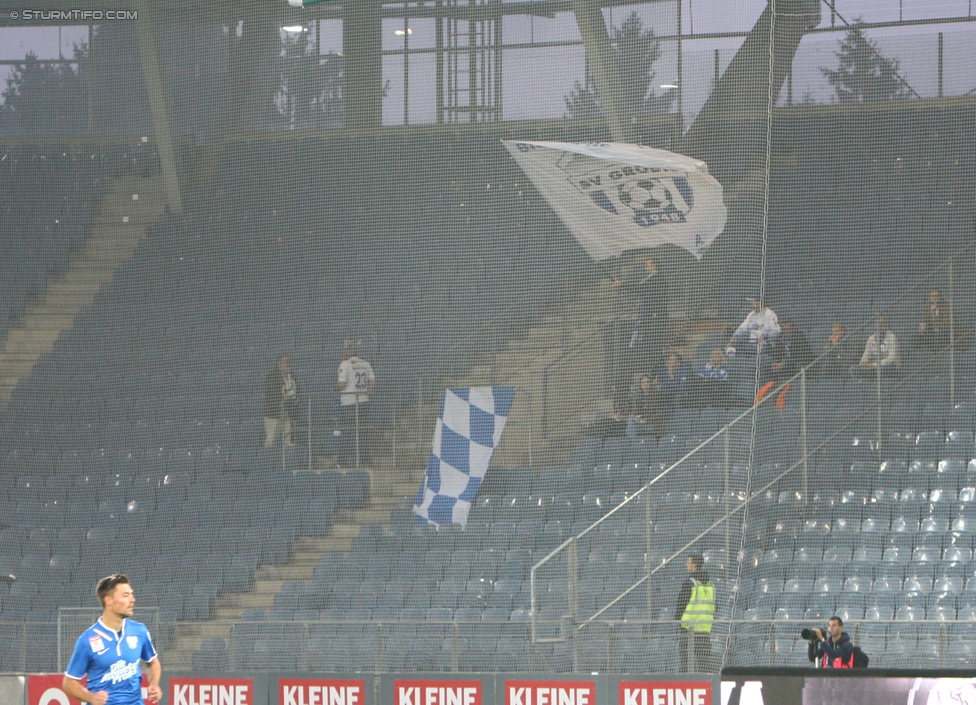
<box><xmin>949</xmin><ymin>258</ymin><xmax>956</xmax><ymax>407</ymax></box>
<box><xmin>541</xmin><ymin>366</ymin><xmax>550</xmax><ymax>440</ymax></box>
<box><xmin>530</xmin><ymin>564</ymin><xmax>538</xmax><ymax>644</ymax></box>
<box><xmin>354</xmin><ymin>398</ymin><xmax>361</xmax><ymax>470</ymax></box>
<box><xmin>876</xmin><ymin>355</ymin><xmax>883</xmax><ymax>448</ymax></box>
<box><xmin>451</xmin><ymin>621</ymin><xmax>460</xmax><ymax>672</ymax></box>
<box><xmin>723</xmin><ymin>426</ymin><xmax>730</xmax><ymax>558</ymax></box>
<box><xmin>280</xmin><ymin>402</ymin><xmax>287</xmax><ymax>473</ymax></box>
<box><xmin>645</xmin><ymin>482</ymin><xmax>653</xmax><ymax>617</ymax></box>
<box><xmin>568</xmin><ymin>536</ymin><xmax>579</xmax><ymax>670</ymax></box>
<box><xmin>568</xmin><ymin>538</ymin><xmax>579</xmax><ymax>623</ymax></box>
<box><xmin>392</xmin><ymin>388</ymin><xmax>399</xmax><ymax>474</ymax></box>
<box><xmin>491</xmin><ymin>320</ymin><xmax>497</xmax><ymax>386</ymax></box>
<box><xmin>800</xmin><ymin>368</ymin><xmax>808</xmax><ymax>502</ymax></box>
<box><xmin>517</xmin><ymin>388</ymin><xmax>534</xmax><ymax>468</ymax></box>
<box><xmin>417</xmin><ymin>378</ymin><xmax>423</xmax><ymax>456</ymax></box>
<box><xmin>307</xmin><ymin>396</ymin><xmax>313</xmax><ymax>473</ymax></box>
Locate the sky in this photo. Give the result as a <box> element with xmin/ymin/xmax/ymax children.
<box><xmin>0</xmin><ymin>0</ymin><xmax>974</xmax><ymax>128</ymax></box>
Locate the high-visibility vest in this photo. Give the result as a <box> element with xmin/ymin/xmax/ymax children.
<box><xmin>818</xmin><ymin>643</ymin><xmax>855</xmax><ymax>668</ymax></box>
<box><xmin>680</xmin><ymin>579</ymin><xmax>715</xmax><ymax>633</ymax></box>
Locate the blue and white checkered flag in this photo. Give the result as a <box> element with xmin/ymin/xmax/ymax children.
<box><xmin>413</xmin><ymin>386</ymin><xmax>517</xmax><ymax>527</ymax></box>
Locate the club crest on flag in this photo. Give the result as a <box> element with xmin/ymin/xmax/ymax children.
<box><xmin>413</xmin><ymin>387</ymin><xmax>516</xmax><ymax>527</ymax></box>
<box><xmin>503</xmin><ymin>140</ymin><xmax>726</xmax><ymax>261</ymax></box>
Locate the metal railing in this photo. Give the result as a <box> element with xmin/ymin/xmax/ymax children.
<box><xmin>5</xmin><ymin>617</ymin><xmax>975</xmax><ymax>675</ymax></box>
<box><xmin>530</xmin><ymin>239</ymin><xmax>976</xmax><ymax>670</ymax></box>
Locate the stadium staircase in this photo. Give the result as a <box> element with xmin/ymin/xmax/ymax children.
<box><xmin>161</xmin><ymin>444</ymin><xmax>429</xmax><ymax>667</ymax></box>
<box><xmin>442</xmin><ymin>280</ymin><xmax>624</xmax><ymax>468</ymax></box>
<box><xmin>159</xmin><ymin>268</ymin><xmax>722</xmax><ymax>667</ymax></box>
<box><xmin>0</xmin><ymin>174</ymin><xmax>167</xmax><ymax>403</ymax></box>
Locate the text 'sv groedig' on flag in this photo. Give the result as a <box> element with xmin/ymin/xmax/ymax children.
<box><xmin>502</xmin><ymin>140</ymin><xmax>727</xmax><ymax>262</ymax></box>
<box><xmin>413</xmin><ymin>386</ymin><xmax>517</xmax><ymax>527</ymax></box>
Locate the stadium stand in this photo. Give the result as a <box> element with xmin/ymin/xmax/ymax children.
<box><xmin>0</xmin><ymin>37</ymin><xmax>975</xmax><ymax>675</ymax></box>
<box><xmin>0</xmin><ymin>144</ymin><xmax>106</xmax><ymax>339</ymax></box>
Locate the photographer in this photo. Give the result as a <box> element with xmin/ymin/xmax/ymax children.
<box><xmin>806</xmin><ymin>616</ymin><xmax>855</xmax><ymax>668</ymax></box>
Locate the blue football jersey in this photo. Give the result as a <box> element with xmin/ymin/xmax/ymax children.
<box><xmin>65</xmin><ymin>618</ymin><xmax>157</xmax><ymax>705</ymax></box>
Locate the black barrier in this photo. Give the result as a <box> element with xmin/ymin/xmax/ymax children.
<box><xmin>721</xmin><ymin>668</ymin><xmax>976</xmax><ymax>705</ymax></box>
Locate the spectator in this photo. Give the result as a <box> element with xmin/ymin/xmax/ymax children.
<box><xmin>628</xmin><ymin>374</ymin><xmax>665</xmax><ymax>438</ymax></box>
<box><xmin>585</xmin><ymin>396</ymin><xmax>630</xmax><ymax>440</ymax></box>
<box><xmin>769</xmin><ymin>321</ymin><xmax>815</xmax><ymax>380</ymax></box>
<box><xmin>263</xmin><ymin>355</ymin><xmax>298</xmax><ymax>447</ymax></box>
<box><xmin>615</xmin><ymin>254</ymin><xmax>668</xmax><ymax>376</ymax></box>
<box><xmin>916</xmin><ymin>288</ymin><xmax>956</xmax><ymax>351</ymax></box>
<box><xmin>756</xmin><ymin>321</ymin><xmax>814</xmax><ymax>408</ymax></box>
<box><xmin>336</xmin><ymin>339</ymin><xmax>376</xmax><ymax>467</ymax></box>
<box><xmin>657</xmin><ymin>351</ymin><xmax>691</xmax><ymax>410</ymax></box>
<box><xmin>819</xmin><ymin>322</ymin><xmax>856</xmax><ymax>378</ymax></box>
<box><xmin>698</xmin><ymin>348</ymin><xmax>732</xmax><ymax>407</ymax></box>
<box><xmin>699</xmin><ymin>348</ymin><xmax>730</xmax><ymax>381</ymax></box>
<box><xmin>728</xmin><ymin>294</ymin><xmax>780</xmax><ymax>355</ymax></box>
<box><xmin>857</xmin><ymin>315</ymin><xmax>900</xmax><ymax>375</ymax></box>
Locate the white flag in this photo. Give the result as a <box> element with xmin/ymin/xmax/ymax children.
<box><xmin>503</xmin><ymin>140</ymin><xmax>727</xmax><ymax>261</ymax></box>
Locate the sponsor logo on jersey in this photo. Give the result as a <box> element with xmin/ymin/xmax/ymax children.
<box><xmin>88</xmin><ymin>636</ymin><xmax>106</xmax><ymax>654</ymax></box>
<box><xmin>100</xmin><ymin>659</ymin><xmax>140</xmax><ymax>685</ymax></box>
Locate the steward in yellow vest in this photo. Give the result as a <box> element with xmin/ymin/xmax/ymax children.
<box><xmin>676</xmin><ymin>553</ymin><xmax>715</xmax><ymax>672</ymax></box>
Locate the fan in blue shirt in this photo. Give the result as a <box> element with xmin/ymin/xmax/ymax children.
<box><xmin>63</xmin><ymin>575</ymin><xmax>162</xmax><ymax>705</ymax></box>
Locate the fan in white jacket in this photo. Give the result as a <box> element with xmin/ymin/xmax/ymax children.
<box><xmin>728</xmin><ymin>294</ymin><xmax>780</xmax><ymax>354</ymax></box>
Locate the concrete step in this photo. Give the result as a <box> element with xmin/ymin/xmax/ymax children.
<box><xmin>293</xmin><ymin>536</ymin><xmax>346</xmax><ymax>553</ymax></box>
<box><xmin>215</xmin><ymin>592</ymin><xmax>275</xmax><ymax>610</ymax></box>
<box><xmin>15</xmin><ymin>314</ymin><xmax>76</xmax><ymax>331</ymax></box>
<box><xmin>347</xmin><ymin>508</ymin><xmax>394</xmax><ymax>524</ymax></box>
<box><xmin>252</xmin><ymin>580</ymin><xmax>286</xmax><ymax>595</ymax></box>
<box><xmin>94</xmin><ymin>208</ymin><xmax>162</xmax><ymax>225</ymax></box>
<box><xmin>162</xmin><ymin>652</ymin><xmax>191</xmax><ymax>670</ymax></box>
<box><xmin>212</xmin><ymin>607</ymin><xmax>246</xmax><ymax>622</ymax></box>
<box><xmin>253</xmin><ymin>564</ymin><xmax>315</xmax><ymax>581</ymax></box>
<box><xmin>291</xmin><ymin>551</ymin><xmax>326</xmax><ymax>566</ymax></box>
<box><xmin>3</xmin><ymin>329</ymin><xmax>61</xmax><ymax>350</ymax></box>
<box><xmin>33</xmin><ymin>276</ymin><xmax>107</xmax><ymax>293</ymax></box>
<box><xmin>171</xmin><ymin>622</ymin><xmax>233</xmax><ymax>639</ymax></box>
<box><xmin>329</xmin><ymin>523</ymin><xmax>363</xmax><ymax>540</ymax></box>
<box><xmin>368</xmin><ymin>488</ymin><xmax>415</xmax><ymax>503</ymax></box>
<box><xmin>170</xmin><ymin>636</ymin><xmax>207</xmax><ymax>653</ymax></box>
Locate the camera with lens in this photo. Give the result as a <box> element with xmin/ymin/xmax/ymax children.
<box><xmin>800</xmin><ymin>627</ymin><xmax>823</xmax><ymax>641</ymax></box>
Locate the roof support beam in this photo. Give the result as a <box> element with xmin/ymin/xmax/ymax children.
<box><xmin>570</xmin><ymin>0</ymin><xmax>632</xmax><ymax>142</ymax></box>
<box><xmin>135</xmin><ymin>0</ymin><xmax>183</xmax><ymax>215</ymax></box>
